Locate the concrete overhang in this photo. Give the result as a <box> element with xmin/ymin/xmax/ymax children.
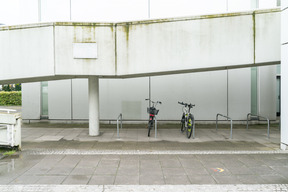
<box><xmin>0</xmin><ymin>8</ymin><xmax>281</xmax><ymax>84</ymax></box>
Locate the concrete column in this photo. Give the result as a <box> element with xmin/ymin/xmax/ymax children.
<box><xmin>89</xmin><ymin>76</ymin><xmax>100</xmax><ymax>136</ymax></box>
<box><xmin>281</xmin><ymin>1</ymin><xmax>288</xmax><ymax>150</ymax></box>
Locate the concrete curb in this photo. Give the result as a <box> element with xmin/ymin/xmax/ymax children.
<box><xmin>0</xmin><ymin>184</ymin><xmax>287</xmax><ymax>192</ymax></box>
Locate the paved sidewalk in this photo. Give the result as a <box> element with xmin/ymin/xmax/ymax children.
<box><xmin>0</xmin><ymin>124</ymin><xmax>287</xmax><ymax>191</ymax></box>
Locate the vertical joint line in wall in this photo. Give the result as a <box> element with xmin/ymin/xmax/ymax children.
<box><xmin>53</xmin><ymin>24</ymin><xmax>56</xmax><ymax>76</ymax></box>
<box><xmin>115</xmin><ymin>24</ymin><xmax>117</xmax><ymax>75</ymax></box>
<box><xmin>149</xmin><ymin>77</ymin><xmax>151</xmax><ymax>108</ymax></box>
<box><xmin>253</xmin><ymin>11</ymin><xmax>256</xmax><ymax>64</ymax></box>
<box><xmin>227</xmin><ymin>70</ymin><xmax>229</xmax><ymax>116</ymax></box>
<box><xmin>71</xmin><ymin>79</ymin><xmax>73</xmax><ymax>120</ymax></box>
<box><xmin>258</xmin><ymin>69</ymin><xmax>260</xmax><ymax>114</ymax></box>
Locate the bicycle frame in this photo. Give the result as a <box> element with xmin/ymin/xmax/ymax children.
<box><xmin>146</xmin><ymin>99</ymin><xmax>161</xmax><ymax>137</ymax></box>
<box><xmin>178</xmin><ymin>101</ymin><xmax>195</xmax><ymax>139</ymax></box>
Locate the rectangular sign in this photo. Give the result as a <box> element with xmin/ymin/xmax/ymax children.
<box><xmin>73</xmin><ymin>43</ymin><xmax>97</xmax><ymax>59</ymax></box>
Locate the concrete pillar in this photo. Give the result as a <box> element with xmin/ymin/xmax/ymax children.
<box><xmin>281</xmin><ymin>1</ymin><xmax>288</xmax><ymax>150</ymax></box>
<box><xmin>88</xmin><ymin>76</ymin><xmax>100</xmax><ymax>136</ymax></box>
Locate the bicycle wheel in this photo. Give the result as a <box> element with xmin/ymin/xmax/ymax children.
<box><xmin>180</xmin><ymin>114</ymin><xmax>185</xmax><ymax>133</ymax></box>
<box><xmin>186</xmin><ymin>114</ymin><xmax>194</xmax><ymax>139</ymax></box>
<box><xmin>148</xmin><ymin>120</ymin><xmax>153</xmax><ymax>137</ymax></box>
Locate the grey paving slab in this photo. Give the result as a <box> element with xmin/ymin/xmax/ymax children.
<box><xmin>47</xmin><ymin>167</ymin><xmax>74</xmax><ymax>175</ymax></box>
<box><xmin>185</xmin><ymin>167</ymin><xmax>209</xmax><ymax>175</ymax></box>
<box><xmin>117</xmin><ymin>167</ymin><xmax>139</xmax><ymax>176</ymax></box>
<box><xmin>212</xmin><ymin>175</ymin><xmax>241</xmax><ymax>184</ymax></box>
<box><xmin>188</xmin><ymin>175</ymin><xmax>216</xmax><ymax>184</ymax></box>
<box><xmin>62</xmin><ymin>175</ymin><xmax>91</xmax><ymax>185</ymax></box>
<box><xmin>70</xmin><ymin>167</ymin><xmax>95</xmax><ymax>175</ymax></box>
<box><xmin>9</xmin><ymin>175</ymin><xmax>40</xmax><ymax>184</ymax></box>
<box><xmin>139</xmin><ymin>174</ymin><xmax>165</xmax><ymax>185</ymax></box>
<box><xmin>94</xmin><ymin>166</ymin><xmax>118</xmax><ymax>175</ymax></box>
<box><xmin>35</xmin><ymin>176</ymin><xmax>66</xmax><ymax>184</ymax></box>
<box><xmin>88</xmin><ymin>175</ymin><xmax>115</xmax><ymax>185</ymax></box>
<box><xmin>160</xmin><ymin>159</ymin><xmax>182</xmax><ymax>168</ymax></box>
<box><xmin>114</xmin><ymin>174</ymin><xmax>139</xmax><ymax>185</ymax></box>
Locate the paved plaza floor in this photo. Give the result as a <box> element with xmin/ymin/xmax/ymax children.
<box><xmin>0</xmin><ymin>122</ymin><xmax>288</xmax><ymax>191</ymax></box>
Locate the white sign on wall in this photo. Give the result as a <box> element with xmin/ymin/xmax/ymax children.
<box><xmin>73</xmin><ymin>43</ymin><xmax>98</xmax><ymax>59</ymax></box>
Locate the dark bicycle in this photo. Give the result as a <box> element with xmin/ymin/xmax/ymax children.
<box><xmin>145</xmin><ymin>99</ymin><xmax>161</xmax><ymax>137</ymax></box>
<box><xmin>178</xmin><ymin>101</ymin><xmax>195</xmax><ymax>139</ymax></box>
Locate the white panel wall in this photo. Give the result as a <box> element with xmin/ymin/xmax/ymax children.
<box><xmin>72</xmin><ymin>79</ymin><xmax>89</xmax><ymax>119</ymax></box>
<box><xmin>0</xmin><ymin>25</ymin><xmax>55</xmax><ymax>82</ymax></box>
<box><xmin>99</xmin><ymin>77</ymin><xmax>149</xmax><ymax>120</ymax></box>
<box><xmin>22</xmin><ymin>65</ymin><xmax>277</xmax><ymax>121</ymax></box>
<box><xmin>151</xmin><ymin>71</ymin><xmax>227</xmax><ymax>120</ymax></box>
<box><xmin>54</xmin><ymin>24</ymin><xmax>116</xmax><ymax>76</ymax></box>
<box><xmin>48</xmin><ymin>80</ymin><xmax>72</xmax><ymax>119</ymax></box>
<box><xmin>21</xmin><ymin>82</ymin><xmax>41</xmax><ymax>119</ymax></box>
<box><xmin>259</xmin><ymin>65</ymin><xmax>277</xmax><ymax>119</ymax></box>
<box><xmin>228</xmin><ymin>68</ymin><xmax>251</xmax><ymax>120</ymax></box>
<box><xmin>116</xmin><ymin>14</ymin><xmax>254</xmax><ymax>76</ymax></box>
<box><xmin>281</xmin><ymin>0</ymin><xmax>288</xmax><ymax>149</ymax></box>
<box><xmin>255</xmin><ymin>11</ymin><xmax>281</xmax><ymax>63</ymax></box>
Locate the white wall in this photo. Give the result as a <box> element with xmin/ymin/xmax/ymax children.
<box><xmin>48</xmin><ymin>80</ymin><xmax>72</xmax><ymax>119</ymax></box>
<box><xmin>281</xmin><ymin>0</ymin><xmax>288</xmax><ymax>150</ymax></box>
<box><xmin>72</xmin><ymin>79</ymin><xmax>89</xmax><ymax>119</ymax></box>
<box><xmin>228</xmin><ymin>68</ymin><xmax>251</xmax><ymax>120</ymax></box>
<box><xmin>0</xmin><ymin>25</ymin><xmax>55</xmax><ymax>82</ymax></box>
<box><xmin>116</xmin><ymin>14</ymin><xmax>254</xmax><ymax>76</ymax></box>
<box><xmin>259</xmin><ymin>65</ymin><xmax>277</xmax><ymax>119</ymax></box>
<box><xmin>100</xmin><ymin>77</ymin><xmax>149</xmax><ymax>120</ymax></box>
<box><xmin>21</xmin><ymin>82</ymin><xmax>41</xmax><ymax>119</ymax></box>
<box><xmin>0</xmin><ymin>9</ymin><xmax>281</xmax><ymax>84</ymax></box>
<box><xmin>54</xmin><ymin>24</ymin><xmax>116</xmax><ymax>76</ymax></box>
<box><xmin>255</xmin><ymin>11</ymin><xmax>281</xmax><ymax>63</ymax></box>
<box><xmin>22</xmin><ymin>65</ymin><xmax>276</xmax><ymax>121</ymax></box>
<box><xmin>151</xmin><ymin>71</ymin><xmax>227</xmax><ymax>120</ymax></box>
<box><xmin>116</xmin><ymin>9</ymin><xmax>280</xmax><ymax>77</ymax></box>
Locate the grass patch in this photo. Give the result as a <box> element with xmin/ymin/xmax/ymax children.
<box><xmin>3</xmin><ymin>150</ymin><xmax>16</xmax><ymax>156</ymax></box>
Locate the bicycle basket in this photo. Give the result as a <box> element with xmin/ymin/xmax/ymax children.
<box><xmin>147</xmin><ymin>107</ymin><xmax>159</xmax><ymax>115</ymax></box>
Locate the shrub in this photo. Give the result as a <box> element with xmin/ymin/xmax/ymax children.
<box><xmin>0</xmin><ymin>91</ymin><xmax>22</xmax><ymax>106</ymax></box>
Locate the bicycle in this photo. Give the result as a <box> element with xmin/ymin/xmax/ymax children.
<box><xmin>145</xmin><ymin>99</ymin><xmax>162</xmax><ymax>137</ymax></box>
<box><xmin>178</xmin><ymin>101</ymin><xmax>195</xmax><ymax>139</ymax></box>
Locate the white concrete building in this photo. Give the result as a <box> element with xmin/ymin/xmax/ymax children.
<box><xmin>0</xmin><ymin>0</ymin><xmax>286</xmax><ymax>149</ymax></box>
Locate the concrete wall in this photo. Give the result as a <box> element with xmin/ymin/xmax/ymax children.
<box><xmin>281</xmin><ymin>0</ymin><xmax>288</xmax><ymax>149</ymax></box>
<box><xmin>0</xmin><ymin>9</ymin><xmax>281</xmax><ymax>84</ymax></box>
<box><xmin>54</xmin><ymin>24</ymin><xmax>116</xmax><ymax>76</ymax></box>
<box><xmin>48</xmin><ymin>80</ymin><xmax>72</xmax><ymax>119</ymax></box>
<box><xmin>0</xmin><ymin>25</ymin><xmax>55</xmax><ymax>82</ymax></box>
<box><xmin>116</xmin><ymin>9</ymin><xmax>280</xmax><ymax>77</ymax></box>
<box><xmin>21</xmin><ymin>82</ymin><xmax>41</xmax><ymax>120</ymax></box>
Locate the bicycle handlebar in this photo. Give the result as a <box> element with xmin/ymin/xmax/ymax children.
<box><xmin>178</xmin><ymin>101</ymin><xmax>195</xmax><ymax>108</ymax></box>
<box><xmin>145</xmin><ymin>99</ymin><xmax>162</xmax><ymax>105</ymax></box>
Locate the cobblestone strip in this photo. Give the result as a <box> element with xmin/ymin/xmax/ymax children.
<box><xmin>0</xmin><ymin>185</ymin><xmax>287</xmax><ymax>192</ymax></box>
<box><xmin>24</xmin><ymin>149</ymin><xmax>288</xmax><ymax>155</ymax></box>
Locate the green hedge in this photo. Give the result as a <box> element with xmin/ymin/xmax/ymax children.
<box><xmin>0</xmin><ymin>91</ymin><xmax>22</xmax><ymax>106</ymax></box>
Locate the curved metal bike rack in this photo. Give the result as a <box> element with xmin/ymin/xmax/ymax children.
<box><xmin>216</xmin><ymin>113</ymin><xmax>233</xmax><ymax>139</ymax></box>
<box><xmin>116</xmin><ymin>113</ymin><xmax>123</xmax><ymax>138</ymax></box>
<box><xmin>246</xmin><ymin>113</ymin><xmax>270</xmax><ymax>139</ymax></box>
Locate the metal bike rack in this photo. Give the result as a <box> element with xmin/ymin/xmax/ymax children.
<box><xmin>246</xmin><ymin>113</ymin><xmax>270</xmax><ymax>139</ymax></box>
<box><xmin>154</xmin><ymin>116</ymin><xmax>157</xmax><ymax>138</ymax></box>
<box><xmin>116</xmin><ymin>113</ymin><xmax>123</xmax><ymax>138</ymax></box>
<box><xmin>0</xmin><ymin>109</ymin><xmax>16</xmax><ymax>114</ymax></box>
<box><xmin>216</xmin><ymin>113</ymin><xmax>233</xmax><ymax>139</ymax></box>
